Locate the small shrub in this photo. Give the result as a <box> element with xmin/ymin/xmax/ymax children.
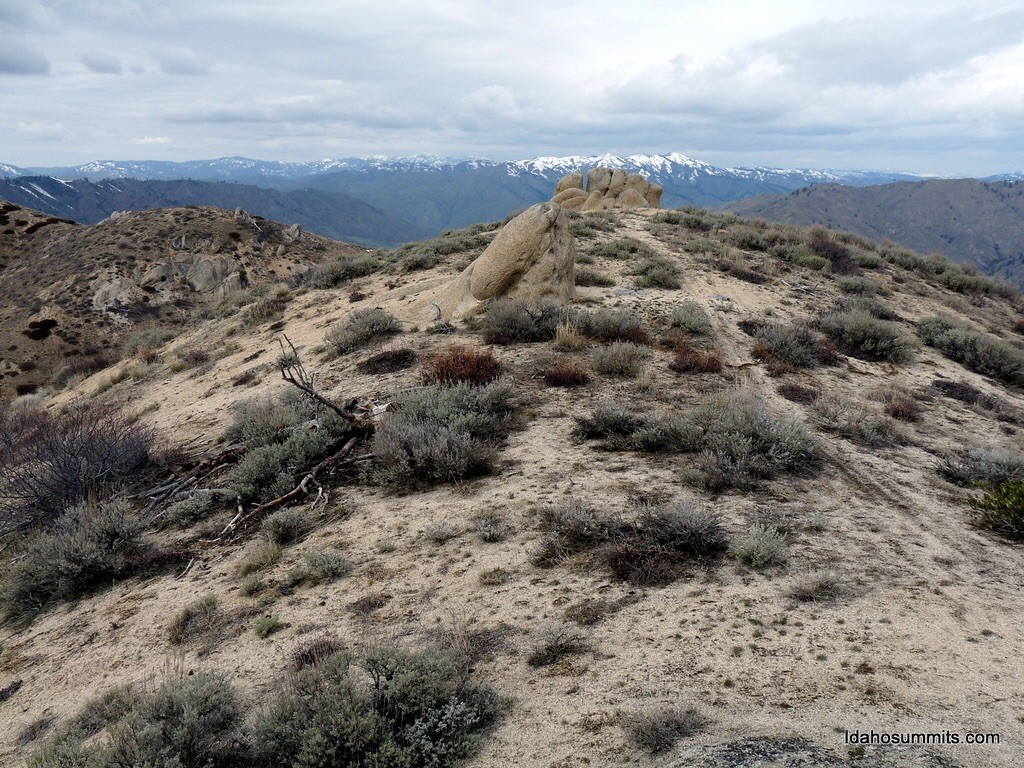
<box><xmin>475</xmin><ymin>513</ymin><xmax>512</xmax><ymax>543</ymax></box>
<box><xmin>371</xmin><ymin>381</ymin><xmax>516</xmax><ymax>488</ymax></box>
<box><xmin>938</xmin><ymin>447</ymin><xmax>1024</xmax><ymax>487</ymax></box>
<box><xmin>1</xmin><ymin>501</ymin><xmax>147</xmax><ymax>623</ymax></box>
<box><xmin>808</xmin><ymin>228</ymin><xmax>855</xmax><ymax>273</ymax></box>
<box><xmin>526</xmin><ymin>621</ymin><xmax>590</xmax><ymax>666</ymax></box>
<box><xmin>575</xmin><ymin>268</ymin><xmax>616</xmax><ymax>287</ymax></box>
<box><xmin>670</xmin><ymin>340</ymin><xmax>723</xmax><ymax>373</ymax></box>
<box><xmin>230</xmin><ymin>420</ymin><xmax>350</xmax><ymax>503</ymax></box>
<box><xmin>424</xmin><ymin>522</ymin><xmax>460</xmax><ymax>544</ymax></box>
<box><xmin>534</xmin><ymin>499</ymin><xmax>727</xmax><ymax>585</ymax></box>
<box><xmin>357</xmin><ymin>348</ymin><xmax>417</xmax><ymax>374</ymax></box>
<box><xmin>572</xmin><ymin>402</ymin><xmax>650</xmax><ymax>441</ymax></box>
<box><xmin>262</xmin><ymin>508</ymin><xmax>308</xmax><ymax>546</ymax></box>
<box><xmin>621</xmin><ymin>704</ymin><xmax>706</xmax><ymax>753</ymax></box>
<box><xmin>883</xmin><ymin>394</ymin><xmax>922</xmax><ymax>422</ymax></box>
<box><xmin>588</xmin><ymin>237</ymin><xmax>655</xmax><ymax>260</ymax></box>
<box><xmin>591</xmin><ymin>342</ymin><xmax>649</xmax><ymax>377</ymax></box>
<box><xmin>0</xmin><ymin>401</ymin><xmax>154</xmax><ymax>530</ymax></box>
<box><xmin>554</xmin><ymin>319</ymin><xmax>588</xmax><ymax>350</ymax></box>
<box><xmin>836</xmin><ymin>275</ymin><xmax>882</xmax><ymax>295</ymax></box>
<box><xmin>574</xmin><ymin>307</ymin><xmax>649</xmax><ymax>344</ymax></box>
<box><xmin>225</xmin><ymin>390</ymin><xmax>318</xmax><ymax>450</ymax></box>
<box><xmin>167</xmin><ymin>594</ymin><xmax>221</xmax><ymax>645</ymax></box>
<box><xmin>289</xmin><ymin>636</ymin><xmax>345</xmax><ymax>672</ymax></box>
<box><xmin>918</xmin><ymin>315</ymin><xmax>1024</xmax><ymax>386</ymax></box>
<box><xmin>237</xmin><ymin>541</ymin><xmax>282</xmax><ymax>576</ymax></box>
<box><xmin>31</xmin><ymin>674</ymin><xmax>246</xmax><ymax>768</ymax></box>
<box><xmin>787</xmin><ymin>571</ymin><xmax>844</xmax><ymax>602</ymax></box>
<box><xmin>968</xmin><ymin>481</ymin><xmax>1024</xmax><ymax>540</ymax></box>
<box><xmin>243</xmin><ymin>294</ymin><xmax>289</xmax><ymax>326</ymax></box>
<box><xmin>716</xmin><ymin>257</ymin><xmax>769</xmax><ymax>284</ymax></box>
<box><xmin>777</xmin><ymin>383</ymin><xmax>819</xmax><ymax>404</ymax></box>
<box><xmin>813</xmin><ymin>394</ymin><xmax>902</xmax><ymax>447</ymax></box>
<box><xmin>250</xmin><ymin>645</ymin><xmax>499</xmax><ymax>768</ymax></box>
<box><xmin>167</xmin><ymin>491</ymin><xmax>222</xmax><ymax>528</ymax></box>
<box><xmin>326</xmin><ymin>308</ymin><xmax>401</xmax><ymax>355</ymax></box>
<box><xmin>543</xmin><ymin>358</ymin><xmax>591</xmax><ymax>387</ymax></box>
<box><xmin>254</xmin><ymin>614</ymin><xmax>284</xmax><ymax>638</ymax></box>
<box><xmin>422</xmin><ymin>346</ymin><xmax>501</xmax><ymax>386</ymax></box>
<box><xmin>303</xmin><ymin>550</ymin><xmax>352</xmax><ymax>583</ymax></box>
<box><xmin>481</xmin><ymin>298</ymin><xmax>562</xmax><ymax>344</ymax></box>
<box><xmin>729</xmin><ymin>524</ymin><xmax>789</xmax><ymax>569</ymax></box>
<box><xmin>630</xmin><ymin>256</ymin><xmax>680</xmax><ymax>289</ymax></box>
<box><xmin>294</xmin><ymin>254</ymin><xmax>378</xmax><ymax>288</ymax></box>
<box><xmin>818</xmin><ymin>309</ymin><xmax>916</xmax><ymax>363</ymax></box>
<box><xmin>670</xmin><ymin>301</ymin><xmax>712</xmax><ymax>335</ymax></box>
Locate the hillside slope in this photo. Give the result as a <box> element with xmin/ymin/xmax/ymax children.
<box><xmin>0</xmin><ymin>201</ymin><xmax>363</xmax><ymax>400</ymax></box>
<box><xmin>725</xmin><ymin>179</ymin><xmax>1024</xmax><ymax>283</ymax></box>
<box><xmin>3</xmin><ymin>206</ymin><xmax>1024</xmax><ymax>767</ymax></box>
<box><xmin>0</xmin><ymin>176</ymin><xmax>430</xmax><ymax>247</ymax></box>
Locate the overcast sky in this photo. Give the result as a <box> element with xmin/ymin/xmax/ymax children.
<box><xmin>2</xmin><ymin>0</ymin><xmax>1023</xmax><ymax>174</ymax></box>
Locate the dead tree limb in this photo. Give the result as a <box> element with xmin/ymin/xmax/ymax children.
<box><xmin>277</xmin><ymin>335</ymin><xmax>355</xmax><ymax>422</ymax></box>
<box><xmin>215</xmin><ymin>437</ymin><xmax>359</xmax><ymax>540</ymax></box>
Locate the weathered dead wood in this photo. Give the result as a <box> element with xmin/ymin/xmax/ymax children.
<box><xmin>214</xmin><ymin>437</ymin><xmax>359</xmax><ymax>540</ymax></box>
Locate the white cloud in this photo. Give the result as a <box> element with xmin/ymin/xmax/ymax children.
<box><xmin>1</xmin><ymin>0</ymin><xmax>1023</xmax><ymax>174</ymax></box>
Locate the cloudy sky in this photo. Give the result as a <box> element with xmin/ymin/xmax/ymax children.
<box><xmin>2</xmin><ymin>0</ymin><xmax>1023</xmax><ymax>174</ymax></box>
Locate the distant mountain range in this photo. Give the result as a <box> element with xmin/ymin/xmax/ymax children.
<box><xmin>1</xmin><ymin>153</ymin><xmax>936</xmax><ymax>234</ymax></box>
<box><xmin>0</xmin><ymin>176</ymin><xmax>429</xmax><ymax>248</ymax></box>
<box><xmin>726</xmin><ymin>178</ymin><xmax>1024</xmax><ymax>284</ymax></box>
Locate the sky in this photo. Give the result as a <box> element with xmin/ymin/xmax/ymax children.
<box><xmin>1</xmin><ymin>0</ymin><xmax>1023</xmax><ymax>175</ymax></box>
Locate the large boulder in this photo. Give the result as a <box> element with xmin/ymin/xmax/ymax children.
<box><xmin>390</xmin><ymin>202</ymin><xmax>575</xmax><ymax>323</ymax></box>
<box><xmin>552</xmin><ymin>166</ymin><xmax>662</xmax><ymax>210</ymax></box>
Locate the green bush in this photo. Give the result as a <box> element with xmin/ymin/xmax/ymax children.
<box><xmin>1</xmin><ymin>501</ymin><xmax>147</xmax><ymax>624</ymax></box>
<box><xmin>30</xmin><ymin>673</ymin><xmax>247</xmax><ymax>768</ymax></box>
<box><xmin>294</xmin><ymin>253</ymin><xmax>379</xmax><ymax>289</ymax></box>
<box><xmin>670</xmin><ymin>301</ymin><xmax>712</xmax><ymax>335</ymax></box>
<box><xmin>225</xmin><ymin>390</ymin><xmax>319</xmax><ymax>450</ymax></box>
<box><xmin>918</xmin><ymin>315</ymin><xmax>1024</xmax><ymax>386</ymax></box>
<box><xmin>230</xmin><ymin>426</ymin><xmax>344</xmax><ymax>503</ymax></box>
<box><xmin>262</xmin><ymin>508</ymin><xmax>308</xmax><ymax>546</ymax></box>
<box><xmin>533</xmin><ymin>499</ymin><xmax>727</xmax><ymax>585</ymax></box>
<box><xmin>813</xmin><ymin>394</ymin><xmax>903</xmax><ymax>447</ymax></box>
<box><xmin>588</xmin><ymin>237</ymin><xmax>656</xmax><ymax>260</ymax></box>
<box><xmin>729</xmin><ymin>524</ymin><xmax>789</xmax><ymax>569</ymax></box>
<box><xmin>939</xmin><ymin>447</ymin><xmax>1024</xmax><ymax>487</ymax></box>
<box><xmin>630</xmin><ymin>256</ymin><xmax>680</xmax><ymax>289</ymax></box>
<box><xmin>480</xmin><ymin>299</ymin><xmax>563</xmax><ymax>344</ymax></box>
<box><xmin>574</xmin><ymin>307</ymin><xmax>649</xmax><ymax>344</ymax></box>
<box><xmin>326</xmin><ymin>308</ymin><xmax>401</xmax><ymax>355</ymax></box>
<box><xmin>574</xmin><ymin>268</ymin><xmax>616</xmax><ymax>287</ymax></box>
<box><xmin>969</xmin><ymin>481</ymin><xmax>1024</xmax><ymax>539</ymax></box>
<box><xmin>371</xmin><ymin>381</ymin><xmax>516</xmax><ymax>488</ymax></box>
<box><xmin>167</xmin><ymin>594</ymin><xmax>221</xmax><ymax>645</ymax></box>
<box><xmin>591</xmin><ymin>342</ymin><xmax>649</xmax><ymax>377</ymax></box>
<box><xmin>575</xmin><ymin>391</ymin><xmax>820</xmax><ymax>490</ymax></box>
<box><xmin>818</xmin><ymin>309</ymin><xmax>916</xmax><ymax>363</ymax></box>
<box><xmin>751</xmin><ymin>322</ymin><xmax>834</xmax><ymax>369</ymax></box>
<box><xmin>250</xmin><ymin>646</ymin><xmax>498</xmax><ymax>768</ymax></box>
<box><xmin>836</xmin><ymin>276</ymin><xmax>882</xmax><ymax>295</ymax></box>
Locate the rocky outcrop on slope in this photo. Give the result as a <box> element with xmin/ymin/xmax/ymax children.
<box><xmin>391</xmin><ymin>202</ymin><xmax>575</xmax><ymax>323</ymax></box>
<box><xmin>551</xmin><ymin>166</ymin><xmax>662</xmax><ymax>211</ymax></box>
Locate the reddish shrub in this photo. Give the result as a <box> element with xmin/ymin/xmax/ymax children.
<box><xmin>543</xmin><ymin>359</ymin><xmax>591</xmax><ymax>387</ymax></box>
<box><xmin>777</xmin><ymin>383</ymin><xmax>820</xmax><ymax>404</ymax></box>
<box><xmin>422</xmin><ymin>345</ymin><xmax>501</xmax><ymax>386</ymax></box>
<box><xmin>884</xmin><ymin>395</ymin><xmax>922</xmax><ymax>422</ymax></box>
<box><xmin>670</xmin><ymin>340</ymin><xmax>724</xmax><ymax>374</ymax></box>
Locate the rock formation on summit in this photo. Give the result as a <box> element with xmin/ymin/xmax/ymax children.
<box><xmin>551</xmin><ymin>166</ymin><xmax>662</xmax><ymax>211</ymax></box>
<box><xmin>392</xmin><ymin>202</ymin><xmax>575</xmax><ymax>323</ymax></box>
